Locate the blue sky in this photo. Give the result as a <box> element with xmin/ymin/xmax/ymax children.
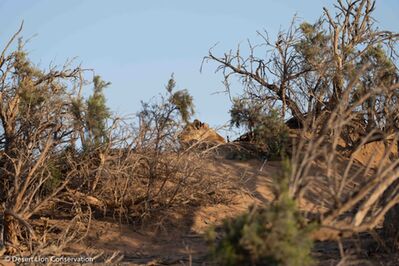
<box><xmin>1</xmin><ymin>0</ymin><xmax>398</xmax><ymax>133</ymax></box>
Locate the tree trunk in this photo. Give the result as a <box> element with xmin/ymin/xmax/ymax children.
<box><xmin>382</xmin><ymin>203</ymin><xmax>399</xmax><ymax>251</ymax></box>
<box><xmin>3</xmin><ymin>212</ymin><xmax>18</xmax><ymax>254</ymax></box>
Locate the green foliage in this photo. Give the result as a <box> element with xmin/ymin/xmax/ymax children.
<box><xmin>169</xmin><ymin>89</ymin><xmax>194</xmax><ymax>124</ymax></box>
<box><xmin>18</xmin><ymin>83</ymin><xmax>47</xmax><ymax>116</ymax></box>
<box><xmin>208</xmin><ymin>161</ymin><xmax>315</xmax><ymax>266</ymax></box>
<box><xmin>230</xmin><ymin>97</ymin><xmax>263</xmax><ymax>133</ymax></box>
<box><xmin>296</xmin><ymin>21</ymin><xmax>330</xmax><ymax>68</ymax></box>
<box><xmin>42</xmin><ymin>162</ymin><xmax>62</xmax><ymax>194</ymax></box>
<box><xmin>166</xmin><ymin>75</ymin><xmax>195</xmax><ymax>124</ymax></box>
<box><xmin>360</xmin><ymin>45</ymin><xmax>397</xmax><ymax>87</ymax></box>
<box><xmin>14</xmin><ymin>47</ymin><xmax>53</xmax><ymax>114</ymax></box>
<box><xmin>254</xmin><ymin>109</ymin><xmax>289</xmax><ymax>160</ymax></box>
<box><xmin>71</xmin><ymin>98</ymin><xmax>84</xmax><ymax>124</ymax></box>
<box><xmin>138</xmin><ymin>75</ymin><xmax>195</xmax><ymax>151</ymax></box>
<box><xmin>85</xmin><ymin>75</ymin><xmax>111</xmax><ymax>147</ymax></box>
<box><xmin>41</xmin><ymin>148</ymin><xmax>75</xmax><ymax>195</ymax></box>
<box><xmin>230</xmin><ymin>98</ymin><xmax>289</xmax><ymax>159</ymax></box>
<box><xmin>13</xmin><ymin>45</ymin><xmax>44</xmax><ymax>78</ymax></box>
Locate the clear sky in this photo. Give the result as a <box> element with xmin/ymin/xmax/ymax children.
<box><xmin>1</xmin><ymin>0</ymin><xmax>398</xmax><ymax>132</ymax></box>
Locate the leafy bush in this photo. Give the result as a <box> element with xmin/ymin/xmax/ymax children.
<box><xmin>42</xmin><ymin>162</ymin><xmax>62</xmax><ymax>195</ymax></box>
<box><xmin>208</xmin><ymin>161</ymin><xmax>315</xmax><ymax>266</ymax></box>
<box><xmin>253</xmin><ymin>109</ymin><xmax>289</xmax><ymax>160</ymax></box>
<box><xmin>230</xmin><ymin>97</ymin><xmax>289</xmax><ymax>160</ymax></box>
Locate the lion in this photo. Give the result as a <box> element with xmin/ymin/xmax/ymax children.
<box><xmin>179</xmin><ymin>119</ymin><xmax>225</xmax><ymax>148</ymax></box>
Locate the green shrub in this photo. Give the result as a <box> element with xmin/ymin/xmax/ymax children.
<box><xmin>208</xmin><ymin>161</ymin><xmax>315</xmax><ymax>266</ymax></box>
<box><xmin>253</xmin><ymin>109</ymin><xmax>289</xmax><ymax>160</ymax></box>
<box><xmin>230</xmin><ymin>97</ymin><xmax>289</xmax><ymax>160</ymax></box>
<box><xmin>42</xmin><ymin>162</ymin><xmax>62</xmax><ymax>194</ymax></box>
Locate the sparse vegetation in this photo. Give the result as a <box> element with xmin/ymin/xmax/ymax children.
<box><xmin>230</xmin><ymin>98</ymin><xmax>289</xmax><ymax>159</ymax></box>
<box><xmin>204</xmin><ymin>0</ymin><xmax>399</xmax><ymax>263</ymax></box>
<box><xmin>0</xmin><ymin>0</ymin><xmax>398</xmax><ymax>264</ymax></box>
<box><xmin>0</xmin><ymin>36</ymin><xmax>227</xmax><ymax>257</ymax></box>
<box><xmin>208</xmin><ymin>160</ymin><xmax>315</xmax><ymax>266</ymax></box>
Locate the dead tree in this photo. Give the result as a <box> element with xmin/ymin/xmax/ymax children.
<box><xmin>204</xmin><ymin>0</ymin><xmax>399</xmax><ymax>147</ymax></box>
<box><xmin>204</xmin><ymin>0</ymin><xmax>399</xmax><ymax>249</ymax></box>
<box><xmin>289</xmin><ymin>79</ymin><xmax>399</xmax><ymax>246</ymax></box>
<box><xmin>0</xmin><ymin>24</ymin><xmax>84</xmax><ymax>254</ymax></box>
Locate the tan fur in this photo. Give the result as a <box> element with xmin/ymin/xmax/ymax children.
<box><xmin>179</xmin><ymin>119</ymin><xmax>225</xmax><ymax>144</ymax></box>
